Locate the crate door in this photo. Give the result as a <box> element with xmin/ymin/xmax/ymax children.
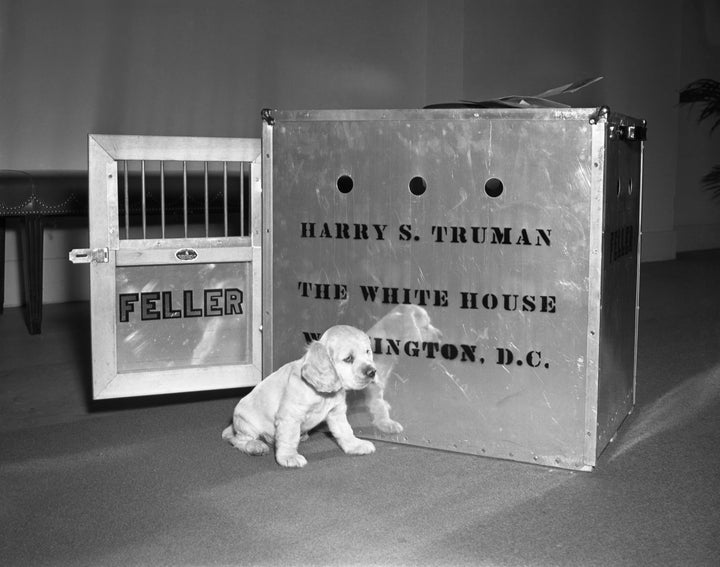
<box><xmin>81</xmin><ymin>135</ymin><xmax>262</xmax><ymax>399</ymax></box>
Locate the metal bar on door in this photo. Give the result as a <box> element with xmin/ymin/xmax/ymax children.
<box><xmin>182</xmin><ymin>161</ymin><xmax>188</xmax><ymax>238</ymax></box>
<box><xmin>123</xmin><ymin>161</ymin><xmax>130</xmax><ymax>239</ymax></box>
<box><xmin>141</xmin><ymin>160</ymin><xmax>147</xmax><ymax>239</ymax></box>
<box><xmin>240</xmin><ymin>162</ymin><xmax>245</xmax><ymax>236</ymax></box>
<box><xmin>223</xmin><ymin>161</ymin><xmax>229</xmax><ymax>237</ymax></box>
<box><xmin>160</xmin><ymin>161</ymin><xmax>166</xmax><ymax>239</ymax></box>
<box><xmin>204</xmin><ymin>161</ymin><xmax>209</xmax><ymax>237</ymax></box>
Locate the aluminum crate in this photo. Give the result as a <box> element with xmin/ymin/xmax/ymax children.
<box><xmin>262</xmin><ymin>107</ymin><xmax>645</xmax><ymax>470</ymax></box>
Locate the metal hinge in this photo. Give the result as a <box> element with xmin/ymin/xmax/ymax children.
<box><xmin>69</xmin><ymin>248</ymin><xmax>109</xmax><ymax>264</ymax></box>
<box><xmin>261</xmin><ymin>108</ymin><xmax>275</xmax><ymax>126</ymax></box>
<box><xmin>589</xmin><ymin>106</ymin><xmax>610</xmax><ymax>125</ymax></box>
<box><xmin>608</xmin><ymin>122</ymin><xmax>647</xmax><ymax>142</ymax></box>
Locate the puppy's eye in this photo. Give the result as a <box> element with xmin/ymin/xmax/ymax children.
<box><xmin>343</xmin><ymin>354</ymin><xmax>354</xmax><ymax>364</ymax></box>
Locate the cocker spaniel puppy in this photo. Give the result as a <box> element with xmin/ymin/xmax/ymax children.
<box><xmin>222</xmin><ymin>325</ymin><xmax>377</xmax><ymax>468</ymax></box>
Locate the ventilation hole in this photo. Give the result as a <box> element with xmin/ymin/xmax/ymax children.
<box><xmin>484</xmin><ymin>177</ymin><xmax>504</xmax><ymax>198</ymax></box>
<box><xmin>409</xmin><ymin>176</ymin><xmax>427</xmax><ymax>196</ymax></box>
<box><xmin>628</xmin><ymin>178</ymin><xmax>633</xmax><ymax>196</ymax></box>
<box><xmin>337</xmin><ymin>175</ymin><xmax>353</xmax><ymax>194</ymax></box>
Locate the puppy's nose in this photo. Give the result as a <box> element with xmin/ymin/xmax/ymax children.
<box><xmin>364</xmin><ymin>366</ymin><xmax>376</xmax><ymax>379</ymax></box>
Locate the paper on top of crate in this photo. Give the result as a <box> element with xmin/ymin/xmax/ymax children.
<box><xmin>425</xmin><ymin>76</ymin><xmax>603</xmax><ymax>109</ymax></box>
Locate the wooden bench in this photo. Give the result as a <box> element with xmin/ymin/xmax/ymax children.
<box><xmin>0</xmin><ymin>170</ymin><xmax>88</xmax><ymax>334</ymax></box>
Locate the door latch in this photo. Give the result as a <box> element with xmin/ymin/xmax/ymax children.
<box><xmin>69</xmin><ymin>248</ymin><xmax>109</xmax><ymax>264</ymax></box>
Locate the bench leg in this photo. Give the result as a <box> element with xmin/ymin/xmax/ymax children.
<box><xmin>0</xmin><ymin>217</ymin><xmax>5</xmax><ymax>315</ymax></box>
<box><xmin>20</xmin><ymin>215</ymin><xmax>44</xmax><ymax>334</ymax></box>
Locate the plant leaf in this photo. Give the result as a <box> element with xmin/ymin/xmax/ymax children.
<box><xmin>701</xmin><ymin>165</ymin><xmax>720</xmax><ymax>200</ymax></box>
<box><xmin>679</xmin><ymin>78</ymin><xmax>720</xmax><ymax>133</ymax></box>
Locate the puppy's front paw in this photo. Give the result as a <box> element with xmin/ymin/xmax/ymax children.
<box><xmin>374</xmin><ymin>417</ymin><xmax>404</xmax><ymax>434</ymax></box>
<box><xmin>276</xmin><ymin>452</ymin><xmax>308</xmax><ymax>468</ymax></box>
<box><xmin>343</xmin><ymin>438</ymin><xmax>376</xmax><ymax>455</ymax></box>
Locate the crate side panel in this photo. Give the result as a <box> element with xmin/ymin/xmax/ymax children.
<box><xmin>271</xmin><ymin>113</ymin><xmax>595</xmax><ymax>469</ymax></box>
<box><xmin>596</xmin><ymin>136</ymin><xmax>642</xmax><ymax>454</ymax></box>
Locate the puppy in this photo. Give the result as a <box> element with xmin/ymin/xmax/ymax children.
<box><xmin>222</xmin><ymin>325</ymin><xmax>377</xmax><ymax>468</ymax></box>
<box><xmin>364</xmin><ymin>305</ymin><xmax>442</xmax><ymax>433</ymax></box>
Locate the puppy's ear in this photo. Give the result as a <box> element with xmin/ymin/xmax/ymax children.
<box><xmin>301</xmin><ymin>341</ymin><xmax>342</xmax><ymax>393</ymax></box>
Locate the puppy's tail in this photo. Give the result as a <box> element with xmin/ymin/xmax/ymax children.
<box><xmin>221</xmin><ymin>424</ymin><xmax>234</xmax><ymax>441</ymax></box>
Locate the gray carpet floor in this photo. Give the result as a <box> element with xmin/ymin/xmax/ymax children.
<box><xmin>1</xmin><ymin>250</ymin><xmax>719</xmax><ymax>566</ymax></box>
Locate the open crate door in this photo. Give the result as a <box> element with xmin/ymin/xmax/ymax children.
<box><xmin>72</xmin><ymin>135</ymin><xmax>262</xmax><ymax>399</ymax></box>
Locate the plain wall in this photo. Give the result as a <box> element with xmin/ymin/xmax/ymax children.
<box><xmin>0</xmin><ymin>0</ymin><xmax>443</xmax><ymax>307</ymax></box>
<box><xmin>675</xmin><ymin>0</ymin><xmax>720</xmax><ymax>252</ymax></box>
<box><xmin>463</xmin><ymin>0</ymin><xmax>683</xmax><ymax>262</ymax></box>
<box><xmin>1</xmin><ymin>0</ymin><xmax>716</xmax><ymax>308</ymax></box>
<box><xmin>0</xmin><ymin>0</ymin><xmax>433</xmax><ymax>168</ymax></box>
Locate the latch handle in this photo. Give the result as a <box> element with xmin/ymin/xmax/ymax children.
<box><xmin>69</xmin><ymin>248</ymin><xmax>109</xmax><ymax>264</ymax></box>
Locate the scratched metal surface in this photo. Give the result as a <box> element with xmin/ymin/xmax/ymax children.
<box><xmin>595</xmin><ymin>133</ymin><xmax>643</xmax><ymax>451</ymax></box>
<box><xmin>115</xmin><ymin>262</ymin><xmax>251</xmax><ymax>372</ymax></box>
<box><xmin>268</xmin><ymin>109</ymin><xmax>640</xmax><ymax>470</ymax></box>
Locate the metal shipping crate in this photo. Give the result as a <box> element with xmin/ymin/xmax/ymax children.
<box><xmin>262</xmin><ymin>107</ymin><xmax>644</xmax><ymax>471</ymax></box>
